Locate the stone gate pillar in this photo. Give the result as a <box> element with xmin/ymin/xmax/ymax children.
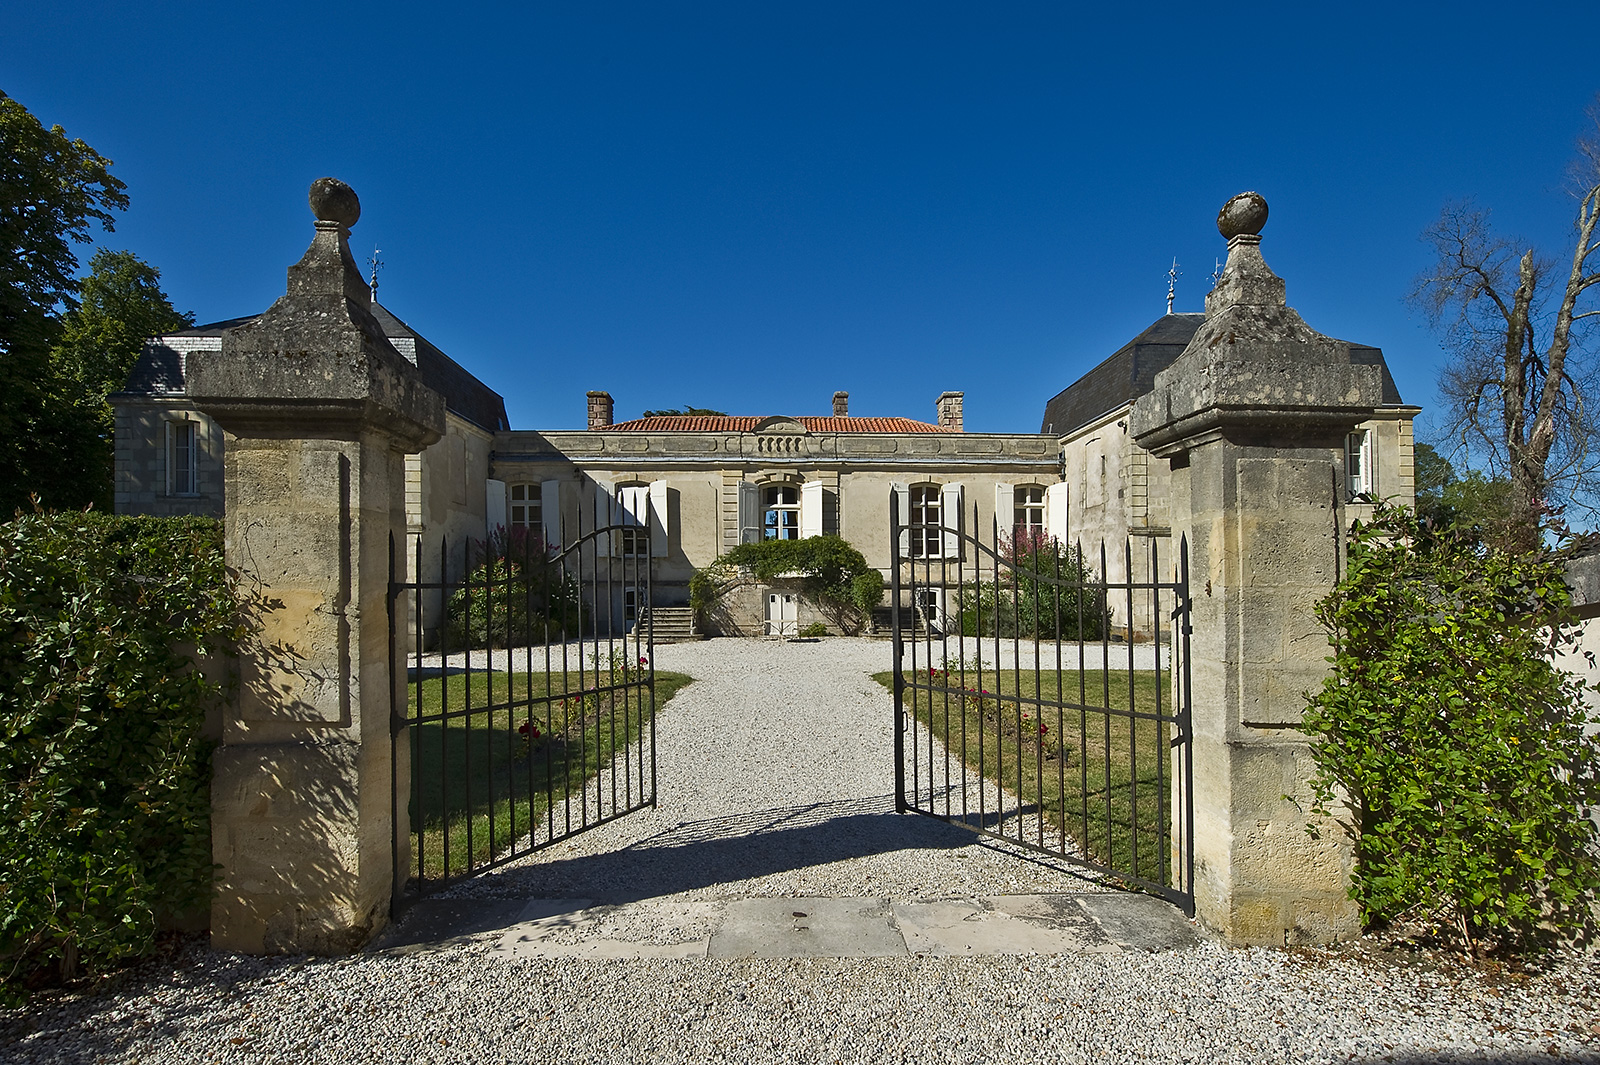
<box><xmin>188</xmin><ymin>179</ymin><xmax>443</xmax><ymax>953</ymax></box>
<box><xmin>1130</xmin><ymin>193</ymin><xmax>1380</xmax><ymax>945</ymax></box>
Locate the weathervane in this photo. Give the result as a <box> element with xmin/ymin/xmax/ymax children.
<box><xmin>367</xmin><ymin>246</ymin><xmax>384</xmax><ymax>303</ymax></box>
<box><xmin>1165</xmin><ymin>258</ymin><xmax>1181</xmax><ymax>315</ymax></box>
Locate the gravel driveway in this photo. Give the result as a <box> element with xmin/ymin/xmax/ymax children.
<box><xmin>4</xmin><ymin>637</ymin><xmax>1598</xmax><ymax>1064</ymax></box>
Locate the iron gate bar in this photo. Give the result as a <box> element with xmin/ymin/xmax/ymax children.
<box><xmin>890</xmin><ymin>491</ymin><xmax>1196</xmax><ymax>915</ymax></box>
<box><xmin>388</xmin><ymin>502</ymin><xmax>658</xmax><ymax>905</ymax></box>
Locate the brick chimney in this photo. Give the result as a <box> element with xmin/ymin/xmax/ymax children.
<box><xmin>833</xmin><ymin>391</ymin><xmax>849</xmax><ymax>417</ymax></box>
<box><xmin>587</xmin><ymin>391</ymin><xmax>613</xmax><ymax>430</ymax></box>
<box><xmin>936</xmin><ymin>391</ymin><xmax>964</xmax><ymax>432</ymax></box>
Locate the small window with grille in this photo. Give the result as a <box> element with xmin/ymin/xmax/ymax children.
<box><xmin>509</xmin><ymin>483</ymin><xmax>541</xmax><ymax>529</ymax></box>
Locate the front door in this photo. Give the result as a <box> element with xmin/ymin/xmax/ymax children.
<box><xmin>765</xmin><ymin>591</ymin><xmax>798</xmax><ymax>636</ymax></box>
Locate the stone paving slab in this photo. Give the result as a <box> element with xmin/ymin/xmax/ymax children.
<box><xmin>710</xmin><ymin>897</ymin><xmax>906</xmax><ymax>959</ymax></box>
<box><xmin>378</xmin><ymin>891</ymin><xmax>1199</xmax><ymax>959</ymax></box>
<box><xmin>895</xmin><ymin>895</ymin><xmax>1118</xmax><ymax>956</ymax></box>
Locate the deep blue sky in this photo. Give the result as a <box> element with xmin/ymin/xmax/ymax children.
<box><xmin>7</xmin><ymin>3</ymin><xmax>1597</xmax><ymax>434</ymax></box>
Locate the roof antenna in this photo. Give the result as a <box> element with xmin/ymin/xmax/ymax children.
<box><xmin>1165</xmin><ymin>258</ymin><xmax>1180</xmax><ymax>315</ymax></box>
<box><xmin>1210</xmin><ymin>257</ymin><xmax>1224</xmax><ymax>289</ymax></box>
<box><xmin>367</xmin><ymin>246</ymin><xmax>384</xmax><ymax>304</ymax></box>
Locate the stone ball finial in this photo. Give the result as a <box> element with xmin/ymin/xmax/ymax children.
<box><xmin>308</xmin><ymin>178</ymin><xmax>360</xmax><ymax>229</ymax></box>
<box><xmin>1217</xmin><ymin>191</ymin><xmax>1268</xmax><ymax>240</ymax></box>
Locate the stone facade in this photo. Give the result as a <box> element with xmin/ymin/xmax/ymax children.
<box><xmin>489</xmin><ymin>416</ymin><xmax>1061</xmax><ymax>631</ymax></box>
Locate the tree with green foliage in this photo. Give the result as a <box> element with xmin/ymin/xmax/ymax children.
<box><xmin>52</xmin><ymin>249</ymin><xmax>192</xmax><ymax>401</ymax></box>
<box><xmin>47</xmin><ymin>250</ymin><xmax>192</xmax><ymax>509</ymax></box>
<box><xmin>442</xmin><ymin>527</ymin><xmax>582</xmax><ymax>648</ymax></box>
<box><xmin>691</xmin><ymin>535</ymin><xmax>883</xmax><ymax>635</ymax></box>
<box><xmin>1413</xmin><ymin>441</ymin><xmax>1516</xmax><ymax>546</ymax></box>
<box><xmin>955</xmin><ymin>530</ymin><xmax>1106</xmax><ymax>639</ymax></box>
<box><xmin>0</xmin><ymin>90</ymin><xmax>129</xmax><ymax>513</ymax></box>
<box><xmin>1302</xmin><ymin>505</ymin><xmax>1600</xmax><ymax>955</ymax></box>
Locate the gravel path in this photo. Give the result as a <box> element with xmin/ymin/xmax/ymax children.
<box><xmin>434</xmin><ymin>636</ymin><xmax>1105</xmax><ymax>904</ymax></box>
<box><xmin>4</xmin><ymin>636</ymin><xmax>1599</xmax><ymax>1064</ymax></box>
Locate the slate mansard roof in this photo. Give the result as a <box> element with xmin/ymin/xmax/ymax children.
<box><xmin>116</xmin><ymin>301</ymin><xmax>510</xmax><ymax>433</ymax></box>
<box><xmin>1038</xmin><ymin>312</ymin><xmax>1406</xmax><ymax>437</ymax></box>
<box><xmin>604</xmin><ymin>415</ymin><xmax>955</xmax><ymax>433</ymax></box>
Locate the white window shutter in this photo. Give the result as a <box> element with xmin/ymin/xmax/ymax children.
<box><xmin>994</xmin><ymin>483</ymin><xmax>1015</xmax><ymax>535</ymax></box>
<box><xmin>940</xmin><ymin>483</ymin><xmax>964</xmax><ymax>560</ymax></box>
<box><xmin>649</xmin><ymin>479</ymin><xmax>669</xmax><ymax>557</ymax></box>
<box><xmin>1046</xmin><ymin>482</ymin><xmax>1070</xmax><ymax>545</ymax></box>
<box><xmin>890</xmin><ymin>482</ymin><xmax>910</xmax><ymax>559</ymax></box>
<box><xmin>540</xmin><ymin>479</ymin><xmax>561</xmax><ymax>549</ymax></box>
<box><xmin>800</xmin><ymin>481</ymin><xmax>824</xmax><ymax>538</ymax></box>
<box><xmin>1360</xmin><ymin>429</ymin><xmax>1375</xmax><ymax>496</ymax></box>
<box><xmin>737</xmin><ymin>481</ymin><xmax>760</xmax><ymax>544</ymax></box>
<box><xmin>592</xmin><ymin>479</ymin><xmax>615</xmax><ymax>555</ymax></box>
<box><xmin>485</xmin><ymin>479</ymin><xmax>507</xmax><ymax>538</ymax></box>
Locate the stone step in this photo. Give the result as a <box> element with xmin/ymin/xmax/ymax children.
<box><xmin>642</xmin><ymin>606</ymin><xmax>701</xmax><ymax>643</ymax></box>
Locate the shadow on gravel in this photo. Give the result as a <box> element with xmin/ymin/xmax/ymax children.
<box><xmin>446</xmin><ymin>792</ymin><xmax>1102</xmax><ymax>904</ymax></box>
<box><xmin>0</xmin><ymin>945</ymin><xmax>312</xmax><ymax>1065</ymax></box>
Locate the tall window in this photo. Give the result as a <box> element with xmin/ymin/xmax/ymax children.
<box><xmin>167</xmin><ymin>420</ymin><xmax>197</xmax><ymax>496</ymax></box>
<box><xmin>909</xmin><ymin>485</ymin><xmax>942</xmax><ymax>558</ymax></box>
<box><xmin>1014</xmin><ymin>484</ymin><xmax>1045</xmax><ymax>538</ymax></box>
<box><xmin>509</xmin><ymin>483</ymin><xmax>541</xmax><ymax>529</ymax></box>
<box><xmin>618</xmin><ymin>484</ymin><xmax>650</xmax><ymax>555</ymax></box>
<box><xmin>764</xmin><ymin>484</ymin><xmax>800</xmax><ymax>540</ymax></box>
<box><xmin>1345</xmin><ymin>430</ymin><xmax>1373</xmax><ymax>498</ymax></box>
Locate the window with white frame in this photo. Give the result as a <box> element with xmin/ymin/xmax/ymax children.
<box><xmin>909</xmin><ymin>485</ymin><xmax>942</xmax><ymax>558</ymax></box>
<box><xmin>509</xmin><ymin>483</ymin><xmax>541</xmax><ymax>529</ymax></box>
<box><xmin>166</xmin><ymin>420</ymin><xmax>197</xmax><ymax>496</ymax></box>
<box><xmin>1346</xmin><ymin>430</ymin><xmax>1373</xmax><ymax>498</ymax></box>
<box><xmin>764</xmin><ymin>484</ymin><xmax>800</xmax><ymax>540</ymax></box>
<box><xmin>617</xmin><ymin>484</ymin><xmax>651</xmax><ymax>555</ymax></box>
<box><xmin>1014</xmin><ymin>484</ymin><xmax>1046</xmax><ymax>538</ymax></box>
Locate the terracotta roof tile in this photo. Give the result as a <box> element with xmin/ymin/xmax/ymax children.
<box><xmin>603</xmin><ymin>416</ymin><xmax>955</xmax><ymax>433</ymax></box>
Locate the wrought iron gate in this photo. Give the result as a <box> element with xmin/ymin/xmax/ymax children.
<box><xmin>388</xmin><ymin>519</ymin><xmax>657</xmax><ymax>904</ymax></box>
<box><xmin>890</xmin><ymin>498</ymin><xmax>1195</xmax><ymax>914</ymax></box>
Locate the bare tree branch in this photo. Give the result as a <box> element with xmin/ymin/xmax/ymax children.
<box><xmin>1413</xmin><ymin>97</ymin><xmax>1600</xmax><ymax>547</ymax></box>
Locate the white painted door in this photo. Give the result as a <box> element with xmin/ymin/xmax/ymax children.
<box><xmin>765</xmin><ymin>592</ymin><xmax>798</xmax><ymax>637</ymax></box>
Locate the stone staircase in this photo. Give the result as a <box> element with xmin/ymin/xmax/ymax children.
<box><xmin>870</xmin><ymin>606</ymin><xmax>929</xmax><ymax>637</ymax></box>
<box><xmin>642</xmin><ymin>606</ymin><xmax>701</xmax><ymax>643</ymax></box>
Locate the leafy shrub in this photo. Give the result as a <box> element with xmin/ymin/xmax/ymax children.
<box><xmin>955</xmin><ymin>531</ymin><xmax>1106</xmax><ymax>639</ymax></box>
<box><xmin>693</xmin><ymin>535</ymin><xmax>884</xmax><ymax>635</ymax></box>
<box><xmin>1302</xmin><ymin>506</ymin><xmax>1600</xmax><ymax>954</ymax></box>
<box><xmin>0</xmin><ymin>512</ymin><xmax>241</xmax><ymax>999</ymax></box>
<box><xmin>442</xmin><ymin>528</ymin><xmax>582</xmax><ymax>648</ymax></box>
<box><xmin>799</xmin><ymin>621</ymin><xmax>829</xmax><ymax>638</ymax></box>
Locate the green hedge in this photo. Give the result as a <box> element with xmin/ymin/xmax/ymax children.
<box><xmin>0</xmin><ymin>512</ymin><xmax>240</xmax><ymax>999</ymax></box>
<box><xmin>1303</xmin><ymin>506</ymin><xmax>1600</xmax><ymax>955</ymax></box>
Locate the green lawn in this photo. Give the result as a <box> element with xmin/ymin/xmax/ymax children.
<box><xmin>874</xmin><ymin>667</ymin><xmax>1179</xmax><ymax>888</ymax></box>
<box><xmin>406</xmin><ymin>668</ymin><xmax>694</xmax><ymax>882</ymax></box>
